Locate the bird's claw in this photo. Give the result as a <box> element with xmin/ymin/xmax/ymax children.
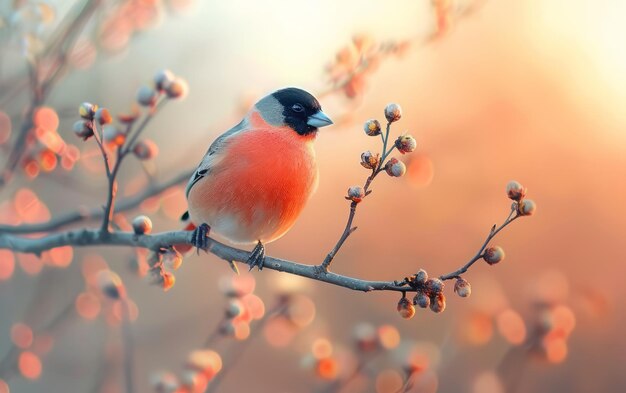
<box><xmin>191</xmin><ymin>223</ymin><xmax>211</xmax><ymax>254</ymax></box>
<box><xmin>247</xmin><ymin>241</ymin><xmax>265</xmax><ymax>271</ymax></box>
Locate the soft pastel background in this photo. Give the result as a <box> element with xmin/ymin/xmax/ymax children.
<box><xmin>0</xmin><ymin>0</ymin><xmax>624</xmax><ymax>392</ymax></box>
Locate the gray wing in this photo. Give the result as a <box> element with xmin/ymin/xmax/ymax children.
<box><xmin>185</xmin><ymin>119</ymin><xmax>247</xmax><ymax>198</ymax></box>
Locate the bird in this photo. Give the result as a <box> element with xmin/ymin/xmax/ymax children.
<box><xmin>182</xmin><ymin>87</ymin><xmax>333</xmax><ymax>270</ymax></box>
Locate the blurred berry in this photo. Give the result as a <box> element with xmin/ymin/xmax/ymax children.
<box><xmin>149</xmin><ymin>371</ymin><xmax>179</xmax><ymax>393</ymax></box>
<box><xmin>385</xmin><ymin>158</ymin><xmax>406</xmax><ymax>177</ymax></box>
<box><xmin>154</xmin><ymin>69</ymin><xmax>175</xmax><ymax>91</ymax></box>
<box><xmin>506</xmin><ymin>180</ymin><xmax>526</xmax><ymax>201</ymax></box>
<box><xmin>518</xmin><ymin>199</ymin><xmax>536</xmax><ymax>216</ymax></box>
<box><xmin>360</xmin><ymin>151</ymin><xmax>380</xmax><ymax>170</ymax></box>
<box><xmin>132</xmin><ymin>215</ymin><xmax>152</xmax><ymax>235</ymax></box>
<box><xmin>103</xmin><ymin>126</ymin><xmax>126</xmax><ymax>146</ymax></box>
<box><xmin>353</xmin><ymin>323</ymin><xmax>378</xmax><ymax>352</ymax></box>
<box><xmin>425</xmin><ymin>278</ymin><xmax>444</xmax><ymax>294</ymax></box>
<box><xmin>454</xmin><ymin>278</ymin><xmax>471</xmax><ymax>298</ymax></box>
<box><xmin>79</xmin><ymin>102</ymin><xmax>97</xmax><ymax>120</ymax></box>
<box><xmin>484</xmin><ymin>246</ymin><xmax>505</xmax><ymax>265</ymax></box>
<box><xmin>430</xmin><ymin>293</ymin><xmax>446</xmax><ymax>313</ymax></box>
<box><xmin>97</xmin><ymin>270</ymin><xmax>125</xmax><ymax>299</ymax></box>
<box><xmin>347</xmin><ymin>186</ymin><xmax>365</xmax><ymax>203</ymax></box>
<box><xmin>226</xmin><ymin>300</ymin><xmax>244</xmax><ymax>318</ymax></box>
<box><xmin>384</xmin><ymin>103</ymin><xmax>402</xmax><ymax>123</ymax></box>
<box><xmin>415</xmin><ymin>269</ymin><xmax>428</xmax><ymax>284</ymax></box>
<box><xmin>364</xmin><ymin>119</ymin><xmax>381</xmax><ymax>136</ymax></box>
<box><xmin>133</xmin><ymin>139</ymin><xmax>159</xmax><ymax>160</ymax></box>
<box><xmin>165</xmin><ymin>77</ymin><xmax>189</xmax><ymax>99</ymax></box>
<box><xmin>137</xmin><ymin>85</ymin><xmax>158</xmax><ymax>107</ymax></box>
<box><xmin>73</xmin><ymin>120</ymin><xmax>93</xmax><ymax>140</ymax></box>
<box><xmin>395</xmin><ymin>134</ymin><xmax>417</xmax><ymax>154</ymax></box>
<box><xmin>397</xmin><ymin>297</ymin><xmax>415</xmax><ymax>319</ymax></box>
<box><xmin>414</xmin><ymin>291</ymin><xmax>430</xmax><ymax>308</ymax></box>
<box><xmin>95</xmin><ymin>108</ymin><xmax>112</xmax><ymax>125</ymax></box>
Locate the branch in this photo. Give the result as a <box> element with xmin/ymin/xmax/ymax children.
<box><xmin>0</xmin><ymin>229</ymin><xmax>412</xmax><ymax>292</ymax></box>
<box><xmin>0</xmin><ymin>169</ymin><xmax>192</xmax><ymax>234</ymax></box>
<box><xmin>0</xmin><ymin>201</ymin><xmax>524</xmax><ymax>295</ymax></box>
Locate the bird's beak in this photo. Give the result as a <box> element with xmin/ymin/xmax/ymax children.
<box><xmin>307</xmin><ymin>111</ymin><xmax>333</xmax><ymax>128</ymax></box>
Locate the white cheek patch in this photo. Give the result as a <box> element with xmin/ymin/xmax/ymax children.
<box><xmin>255</xmin><ymin>95</ymin><xmax>285</xmax><ymax>127</ymax></box>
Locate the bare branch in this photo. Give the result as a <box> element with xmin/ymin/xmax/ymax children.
<box><xmin>0</xmin><ymin>169</ymin><xmax>192</xmax><ymax>234</ymax></box>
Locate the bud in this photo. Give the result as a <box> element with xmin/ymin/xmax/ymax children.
<box><xmin>363</xmin><ymin>119</ymin><xmax>381</xmax><ymax>136</ymax></box>
<box><xmin>79</xmin><ymin>102</ymin><xmax>97</xmax><ymax>120</ymax></box>
<box><xmin>162</xmin><ymin>271</ymin><xmax>175</xmax><ymax>291</ymax></box>
<box><xmin>154</xmin><ymin>69</ymin><xmax>175</xmax><ymax>91</ymax></box>
<box><xmin>384</xmin><ymin>103</ymin><xmax>402</xmax><ymax>123</ymax></box>
<box><xmin>137</xmin><ymin>85</ymin><xmax>158</xmax><ymax>107</ymax></box>
<box><xmin>97</xmin><ymin>270</ymin><xmax>125</xmax><ymax>299</ymax></box>
<box><xmin>430</xmin><ymin>293</ymin><xmax>446</xmax><ymax>313</ymax></box>
<box><xmin>165</xmin><ymin>77</ymin><xmax>189</xmax><ymax>99</ymax></box>
<box><xmin>226</xmin><ymin>299</ymin><xmax>244</xmax><ymax>318</ymax></box>
<box><xmin>95</xmin><ymin>108</ymin><xmax>112</xmax><ymax>125</ymax></box>
<box><xmin>132</xmin><ymin>215</ymin><xmax>152</xmax><ymax>235</ymax></box>
<box><xmin>163</xmin><ymin>249</ymin><xmax>183</xmax><ymax>270</ymax></box>
<box><xmin>220</xmin><ymin>320</ymin><xmax>236</xmax><ymax>336</ymax></box>
<box><xmin>132</xmin><ymin>139</ymin><xmax>159</xmax><ymax>160</ymax></box>
<box><xmin>413</xmin><ymin>291</ymin><xmax>430</xmax><ymax>308</ymax></box>
<box><xmin>103</xmin><ymin>126</ymin><xmax>126</xmax><ymax>146</ymax></box>
<box><xmin>483</xmin><ymin>246</ymin><xmax>505</xmax><ymax>265</ymax></box>
<box><xmin>454</xmin><ymin>278</ymin><xmax>471</xmax><ymax>298</ymax></box>
<box><xmin>518</xmin><ymin>199</ymin><xmax>536</xmax><ymax>216</ymax></box>
<box><xmin>347</xmin><ymin>186</ymin><xmax>365</xmax><ymax>203</ymax></box>
<box><xmin>397</xmin><ymin>297</ymin><xmax>415</xmax><ymax>319</ymax></box>
<box><xmin>149</xmin><ymin>371</ymin><xmax>179</xmax><ymax>393</ymax></box>
<box><xmin>415</xmin><ymin>269</ymin><xmax>428</xmax><ymax>284</ymax></box>
<box><xmin>353</xmin><ymin>323</ymin><xmax>378</xmax><ymax>352</ymax></box>
<box><xmin>73</xmin><ymin>120</ymin><xmax>93</xmax><ymax>140</ymax></box>
<box><xmin>506</xmin><ymin>180</ymin><xmax>526</xmax><ymax>201</ymax></box>
<box><xmin>425</xmin><ymin>278</ymin><xmax>444</xmax><ymax>294</ymax></box>
<box><xmin>395</xmin><ymin>134</ymin><xmax>417</xmax><ymax>154</ymax></box>
<box><xmin>385</xmin><ymin>157</ymin><xmax>406</xmax><ymax>177</ymax></box>
<box><xmin>360</xmin><ymin>151</ymin><xmax>380</xmax><ymax>169</ymax></box>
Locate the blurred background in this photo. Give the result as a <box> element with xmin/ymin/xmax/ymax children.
<box><xmin>0</xmin><ymin>0</ymin><xmax>624</xmax><ymax>392</ymax></box>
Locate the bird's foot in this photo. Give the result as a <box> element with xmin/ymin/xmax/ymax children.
<box><xmin>247</xmin><ymin>241</ymin><xmax>265</xmax><ymax>271</ymax></box>
<box><xmin>191</xmin><ymin>223</ymin><xmax>211</xmax><ymax>254</ymax></box>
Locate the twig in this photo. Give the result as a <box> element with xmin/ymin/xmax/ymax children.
<box><xmin>204</xmin><ymin>300</ymin><xmax>289</xmax><ymax>393</ymax></box>
<box><xmin>320</xmin><ymin>122</ymin><xmax>395</xmax><ymax>272</ymax></box>
<box><xmin>0</xmin><ymin>0</ymin><xmax>103</xmax><ymax>187</ymax></box>
<box><xmin>439</xmin><ymin>205</ymin><xmax>519</xmax><ymax>281</ymax></box>
<box><xmin>0</xmin><ymin>169</ymin><xmax>192</xmax><ymax>234</ymax></box>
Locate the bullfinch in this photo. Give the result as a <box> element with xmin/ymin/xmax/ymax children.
<box><xmin>182</xmin><ymin>87</ymin><xmax>333</xmax><ymax>270</ymax></box>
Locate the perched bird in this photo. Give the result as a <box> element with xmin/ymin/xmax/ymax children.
<box><xmin>183</xmin><ymin>87</ymin><xmax>333</xmax><ymax>270</ymax></box>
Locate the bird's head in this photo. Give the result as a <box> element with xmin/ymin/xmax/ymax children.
<box><xmin>254</xmin><ymin>87</ymin><xmax>333</xmax><ymax>136</ymax></box>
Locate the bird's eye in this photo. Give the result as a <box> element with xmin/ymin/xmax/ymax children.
<box><xmin>291</xmin><ymin>103</ymin><xmax>304</xmax><ymax>113</ymax></box>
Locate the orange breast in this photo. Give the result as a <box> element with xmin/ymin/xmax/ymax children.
<box><xmin>187</xmin><ymin>112</ymin><xmax>318</xmax><ymax>244</ymax></box>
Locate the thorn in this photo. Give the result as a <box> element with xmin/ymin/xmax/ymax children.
<box><xmin>365</xmin><ymin>190</ymin><xmax>372</xmax><ymax>196</ymax></box>
<box><xmin>349</xmin><ymin>226</ymin><xmax>358</xmax><ymax>234</ymax></box>
<box><xmin>227</xmin><ymin>260</ymin><xmax>240</xmax><ymax>275</ymax></box>
<box><xmin>490</xmin><ymin>224</ymin><xmax>496</xmax><ymax>234</ymax></box>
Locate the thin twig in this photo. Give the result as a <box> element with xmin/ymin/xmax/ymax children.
<box><xmin>204</xmin><ymin>300</ymin><xmax>289</xmax><ymax>393</ymax></box>
<box><xmin>439</xmin><ymin>205</ymin><xmax>519</xmax><ymax>281</ymax></box>
<box><xmin>320</xmin><ymin>122</ymin><xmax>394</xmax><ymax>272</ymax></box>
<box><xmin>0</xmin><ymin>169</ymin><xmax>192</xmax><ymax>234</ymax></box>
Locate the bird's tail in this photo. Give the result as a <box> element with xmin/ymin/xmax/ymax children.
<box><xmin>173</xmin><ymin>211</ymin><xmax>195</xmax><ymax>254</ymax></box>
